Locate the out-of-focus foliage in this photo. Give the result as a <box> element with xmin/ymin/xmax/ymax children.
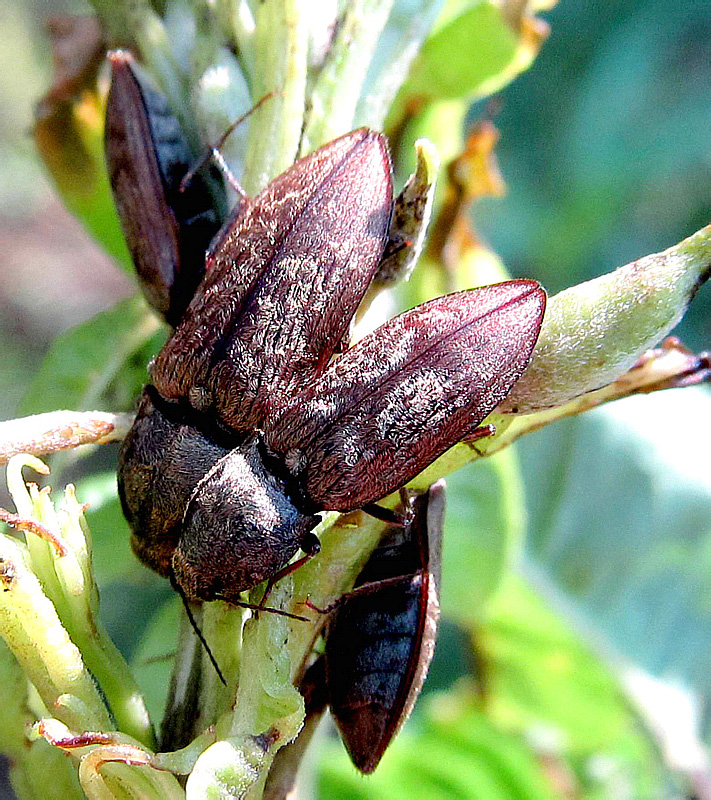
<box><xmin>478</xmin><ymin>0</ymin><xmax>711</xmax><ymax>349</ymax></box>
<box><xmin>522</xmin><ymin>387</ymin><xmax>711</xmax><ymax>694</ymax></box>
<box><xmin>19</xmin><ymin>298</ymin><xmax>165</xmax><ymax>417</ymax></box>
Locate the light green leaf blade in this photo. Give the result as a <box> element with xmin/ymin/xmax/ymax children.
<box><xmin>521</xmin><ymin>387</ymin><xmax>711</xmax><ymax>695</ymax></box>
<box><xmin>20</xmin><ymin>297</ymin><xmax>165</xmax><ymax>415</ymax></box>
<box><xmin>317</xmin><ymin>700</ymin><xmax>556</xmax><ymax>800</ymax></box>
<box><xmin>482</xmin><ymin>576</ymin><xmax>671</xmax><ymax>797</ymax></box>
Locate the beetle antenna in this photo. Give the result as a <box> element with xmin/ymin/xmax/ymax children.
<box><xmin>169</xmin><ymin>573</ymin><xmax>308</xmax><ymax>679</ymax></box>
<box><xmin>223</xmin><ymin>598</ymin><xmax>310</xmax><ymax>622</ymax></box>
<box><xmin>180</xmin><ymin>90</ymin><xmax>278</xmax><ymax>196</ymax></box>
<box><xmin>170</xmin><ymin>575</ymin><xmax>227</xmax><ymax>686</ymax></box>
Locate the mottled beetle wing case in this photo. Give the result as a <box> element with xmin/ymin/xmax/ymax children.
<box><xmin>151</xmin><ymin>129</ymin><xmax>393</xmax><ymax>432</ymax></box>
<box><xmin>267</xmin><ymin>281</ymin><xmax>545</xmax><ymax>510</ymax></box>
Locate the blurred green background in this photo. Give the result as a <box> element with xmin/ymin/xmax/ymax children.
<box><xmin>1</xmin><ymin>1</ymin><xmax>711</xmax><ymax>798</ymax></box>
<box><xmin>477</xmin><ymin>0</ymin><xmax>711</xmax><ymax>350</ymax></box>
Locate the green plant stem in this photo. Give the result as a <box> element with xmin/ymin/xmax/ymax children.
<box><xmin>301</xmin><ymin>0</ymin><xmax>395</xmax><ymax>152</ymax></box>
<box><xmin>503</xmin><ymin>223</ymin><xmax>711</xmax><ymax>413</ymax></box>
<box><xmin>242</xmin><ymin>0</ymin><xmax>308</xmax><ymax>193</ymax></box>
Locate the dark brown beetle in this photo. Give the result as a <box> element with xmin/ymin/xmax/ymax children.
<box><xmin>325</xmin><ymin>481</ymin><xmax>444</xmax><ymax>773</ymax></box>
<box><xmin>116</xmin><ymin>127</ymin><xmax>395</xmax><ymax>595</ymax></box>
<box><xmin>105</xmin><ymin>50</ymin><xmax>226</xmax><ymax>325</ymax></box>
<box><xmin>107</xmin><ymin>58</ymin><xmax>546</xmax><ymax>606</ymax></box>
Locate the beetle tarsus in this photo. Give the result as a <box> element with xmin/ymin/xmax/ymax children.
<box><xmin>462</xmin><ymin>422</ymin><xmax>496</xmax><ymax>445</ymax></box>
<box><xmin>362</xmin><ymin>503</ymin><xmax>407</xmax><ymax>527</ymax></box>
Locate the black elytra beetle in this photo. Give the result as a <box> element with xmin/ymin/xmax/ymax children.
<box><xmin>324</xmin><ymin>481</ymin><xmax>444</xmax><ymax>773</ymax></box>
<box><xmin>105</xmin><ymin>50</ymin><xmax>227</xmax><ymax>325</ymax></box>
<box><xmin>108</xmin><ymin>60</ymin><xmax>547</xmax><ymax>606</ymax></box>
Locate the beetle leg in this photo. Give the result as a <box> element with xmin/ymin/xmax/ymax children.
<box><xmin>255</xmin><ymin>531</ymin><xmax>322</xmax><ymax>614</ymax></box>
<box><xmin>362</xmin><ymin>503</ymin><xmax>407</xmax><ymax>526</ymax></box>
<box><xmin>461</xmin><ymin>422</ymin><xmax>496</xmax><ymax>444</ymax></box>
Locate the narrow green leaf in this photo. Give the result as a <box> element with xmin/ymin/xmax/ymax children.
<box><xmin>442</xmin><ymin>448</ymin><xmax>526</xmax><ymax>622</ymax></box>
<box><xmin>402</xmin><ymin>2</ymin><xmax>518</xmax><ymax>102</ymax></box>
<box><xmin>20</xmin><ymin>297</ymin><xmax>165</xmax><ymax>415</ymax></box>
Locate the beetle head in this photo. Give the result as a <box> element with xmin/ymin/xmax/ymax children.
<box><xmin>172</xmin><ymin>434</ymin><xmax>321</xmax><ymax>603</ymax></box>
